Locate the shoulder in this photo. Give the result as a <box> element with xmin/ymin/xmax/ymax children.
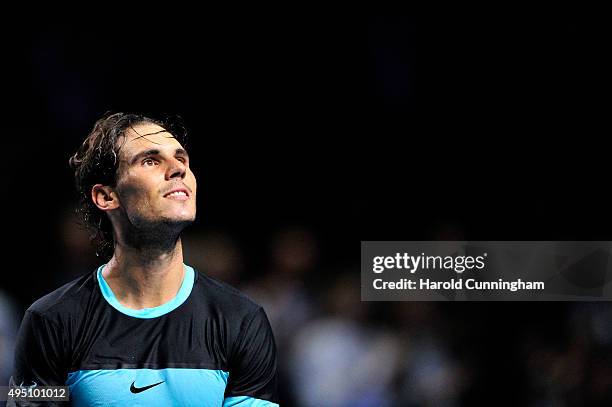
<box><xmin>27</xmin><ymin>271</ymin><xmax>97</xmax><ymax>323</ymax></box>
<box><xmin>191</xmin><ymin>268</ymin><xmax>264</xmax><ymax>321</ymax></box>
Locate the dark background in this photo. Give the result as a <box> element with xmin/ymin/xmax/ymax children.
<box><xmin>1</xmin><ymin>13</ymin><xmax>611</xmax><ymax>406</ymax></box>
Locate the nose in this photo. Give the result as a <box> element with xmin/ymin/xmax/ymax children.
<box><xmin>166</xmin><ymin>159</ymin><xmax>187</xmax><ymax>180</ymax></box>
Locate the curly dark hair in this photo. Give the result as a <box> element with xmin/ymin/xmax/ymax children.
<box><xmin>68</xmin><ymin>112</ymin><xmax>187</xmax><ymax>259</ymax></box>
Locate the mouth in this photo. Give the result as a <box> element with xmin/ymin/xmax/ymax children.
<box><xmin>163</xmin><ymin>188</ymin><xmax>190</xmax><ymax>200</ymax></box>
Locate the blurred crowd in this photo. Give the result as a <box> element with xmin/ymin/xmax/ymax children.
<box><xmin>1</xmin><ymin>214</ymin><xmax>612</xmax><ymax>406</ymax></box>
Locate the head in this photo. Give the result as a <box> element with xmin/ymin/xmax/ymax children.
<box><xmin>69</xmin><ymin>112</ymin><xmax>197</xmax><ymax>258</ymax></box>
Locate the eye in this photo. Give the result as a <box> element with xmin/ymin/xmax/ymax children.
<box><xmin>142</xmin><ymin>158</ymin><xmax>158</xmax><ymax>166</ymax></box>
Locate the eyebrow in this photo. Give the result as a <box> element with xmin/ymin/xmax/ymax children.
<box><xmin>129</xmin><ymin>148</ymin><xmax>189</xmax><ymax>165</ymax></box>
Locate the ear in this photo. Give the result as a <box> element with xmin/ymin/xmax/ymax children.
<box><xmin>91</xmin><ymin>184</ymin><xmax>120</xmax><ymax>211</ymax></box>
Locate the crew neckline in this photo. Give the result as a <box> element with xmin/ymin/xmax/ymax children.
<box><xmin>96</xmin><ymin>264</ymin><xmax>195</xmax><ymax>319</ymax></box>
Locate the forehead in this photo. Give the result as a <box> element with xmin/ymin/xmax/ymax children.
<box><xmin>119</xmin><ymin>122</ymin><xmax>185</xmax><ymax>158</ymax></box>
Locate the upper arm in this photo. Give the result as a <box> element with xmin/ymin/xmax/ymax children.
<box><xmin>8</xmin><ymin>310</ymin><xmax>67</xmax><ymax>406</ymax></box>
<box><xmin>223</xmin><ymin>307</ymin><xmax>279</xmax><ymax>406</ymax></box>
<box><xmin>11</xmin><ymin>310</ymin><xmax>66</xmax><ymax>386</ymax></box>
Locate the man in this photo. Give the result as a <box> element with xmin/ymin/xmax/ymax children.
<box><xmin>9</xmin><ymin>113</ymin><xmax>279</xmax><ymax>406</ymax></box>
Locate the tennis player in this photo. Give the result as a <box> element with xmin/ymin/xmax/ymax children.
<box><xmin>9</xmin><ymin>113</ymin><xmax>278</xmax><ymax>406</ymax></box>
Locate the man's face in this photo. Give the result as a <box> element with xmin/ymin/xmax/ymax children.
<box><xmin>113</xmin><ymin>122</ymin><xmax>197</xmax><ymax>227</ymax></box>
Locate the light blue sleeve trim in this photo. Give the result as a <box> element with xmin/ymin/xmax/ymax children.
<box><xmin>223</xmin><ymin>396</ymin><xmax>279</xmax><ymax>407</ymax></box>
<box><xmin>97</xmin><ymin>264</ymin><xmax>195</xmax><ymax>319</ymax></box>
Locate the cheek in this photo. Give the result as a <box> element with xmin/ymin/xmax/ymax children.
<box><xmin>116</xmin><ymin>180</ymin><xmax>154</xmax><ymax>209</ymax></box>
<box><xmin>187</xmin><ymin>172</ymin><xmax>197</xmax><ymax>193</ymax></box>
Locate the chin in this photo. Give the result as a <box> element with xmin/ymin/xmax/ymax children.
<box><xmin>169</xmin><ymin>213</ymin><xmax>196</xmax><ymax>223</ymax></box>
<box><xmin>164</xmin><ymin>206</ymin><xmax>195</xmax><ymax>219</ymax></box>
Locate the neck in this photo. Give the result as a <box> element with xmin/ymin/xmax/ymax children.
<box><xmin>102</xmin><ymin>237</ymin><xmax>186</xmax><ymax>310</ymax></box>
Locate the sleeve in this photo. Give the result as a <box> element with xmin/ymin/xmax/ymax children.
<box><xmin>223</xmin><ymin>307</ymin><xmax>279</xmax><ymax>407</ymax></box>
<box><xmin>7</xmin><ymin>310</ymin><xmax>67</xmax><ymax>407</ymax></box>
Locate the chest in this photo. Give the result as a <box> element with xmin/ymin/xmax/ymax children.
<box><xmin>65</xmin><ymin>313</ymin><xmax>231</xmax><ymax>406</ymax></box>
<box><xmin>70</xmin><ymin>310</ymin><xmax>230</xmax><ymax>368</ymax></box>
